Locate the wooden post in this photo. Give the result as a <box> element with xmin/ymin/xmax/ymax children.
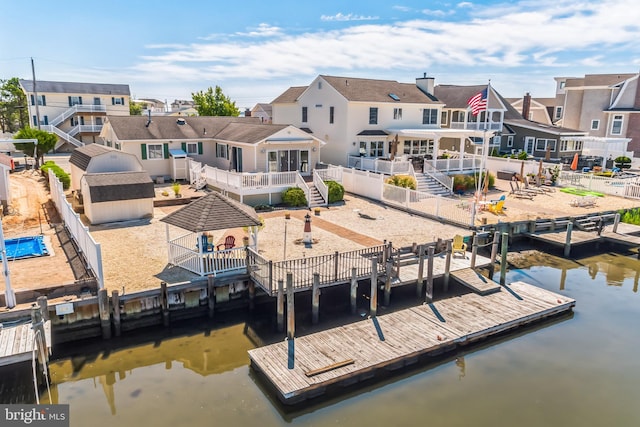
<box><xmin>207</xmin><ymin>275</ymin><xmax>216</xmax><ymax>319</ymax></box>
<box><xmin>286</xmin><ymin>272</ymin><xmax>295</xmax><ymax>340</ymax></box>
<box><xmin>37</xmin><ymin>296</ymin><xmax>49</xmax><ymax>321</ymax></box>
<box><xmin>500</xmin><ymin>232</ymin><xmax>509</xmax><ymax>286</ymax></box>
<box><xmin>160</xmin><ymin>281</ymin><xmax>170</xmax><ymax>327</ymax></box>
<box><xmin>268</xmin><ymin>261</ymin><xmax>273</xmax><ymax>294</ymax></box>
<box><xmin>370</xmin><ymin>257</ymin><xmax>378</xmax><ymax>317</ymax></box>
<box><xmin>277</xmin><ymin>279</ymin><xmax>284</xmax><ymax>332</ymax></box>
<box><xmin>416</xmin><ymin>245</ymin><xmax>425</xmax><ymax>298</ymax></box>
<box><xmin>248</xmin><ymin>281</ymin><xmax>255</xmax><ymax>311</ymax></box>
<box><xmin>112</xmin><ymin>290</ymin><xmax>121</xmax><ymax>337</ymax></box>
<box><xmin>613</xmin><ymin>212</ymin><xmax>620</xmax><ymax>233</ymax></box>
<box><xmin>443</xmin><ymin>240</ymin><xmax>452</xmax><ymax>293</ymax></box>
<box><xmin>98</xmin><ymin>288</ymin><xmax>111</xmax><ymax>340</ymax></box>
<box><xmin>488</xmin><ymin>231</ymin><xmax>499</xmax><ymax>280</ymax></box>
<box><xmin>564</xmin><ymin>223</ymin><xmax>573</xmax><ymax>258</ymax></box>
<box><xmin>426</xmin><ymin>246</ymin><xmax>434</xmax><ymax>303</ymax></box>
<box><xmin>470</xmin><ymin>232</ymin><xmax>478</xmax><ymax>268</ymax></box>
<box><xmin>411</xmin><ymin>242</ymin><xmax>417</xmax><ymax>253</ymax></box>
<box><xmin>312</xmin><ymin>273</ymin><xmax>320</xmax><ymax>325</ymax></box>
<box><xmin>333</xmin><ymin>251</ymin><xmax>339</xmax><ymax>282</ymax></box>
<box><xmin>30</xmin><ymin>306</ymin><xmax>48</xmax><ymax>364</ymax></box>
<box><xmin>384</xmin><ymin>258</ymin><xmax>392</xmax><ymax>306</ymax></box>
<box><xmin>350</xmin><ymin>267</ymin><xmax>358</xmax><ymax>315</ymax></box>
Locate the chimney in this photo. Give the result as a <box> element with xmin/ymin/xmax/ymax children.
<box><xmin>416</xmin><ymin>72</ymin><xmax>435</xmax><ymax>95</ymax></box>
<box><xmin>244</xmin><ymin>108</ymin><xmax>251</xmax><ymax>117</ymax></box>
<box><xmin>145</xmin><ymin>109</ymin><xmax>152</xmax><ymax>127</ymax></box>
<box><xmin>522</xmin><ymin>92</ymin><xmax>532</xmax><ymax>120</ymax></box>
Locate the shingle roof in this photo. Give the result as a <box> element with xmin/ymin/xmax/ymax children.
<box><xmin>19</xmin><ymin>79</ymin><xmax>130</xmax><ymax>95</ymax></box>
<box><xmin>564</xmin><ymin>73</ymin><xmax>637</xmax><ymax>88</ymax></box>
<box><xmin>105</xmin><ymin>116</ymin><xmax>262</xmax><ymax>141</ymax></box>
<box><xmin>271</xmin><ymin>86</ymin><xmax>308</xmax><ymax>104</ymax></box>
<box><xmin>433</xmin><ymin>84</ymin><xmax>488</xmax><ymax>109</ymax></box>
<box><xmin>321</xmin><ymin>75</ymin><xmax>441</xmax><ymax>104</ymax></box>
<box><xmin>83</xmin><ymin>172</ymin><xmax>154</xmax><ymax>203</ymax></box>
<box><xmin>504</xmin><ymin>118</ymin><xmax>587</xmax><ymax>135</ymax></box>
<box><xmin>214</xmin><ymin>123</ymin><xmax>289</xmax><ymax>144</ymax></box>
<box><xmin>69</xmin><ymin>144</ymin><xmax>113</xmax><ymax>171</ymax></box>
<box><xmin>160</xmin><ymin>192</ymin><xmax>262</xmax><ymax>233</ymax></box>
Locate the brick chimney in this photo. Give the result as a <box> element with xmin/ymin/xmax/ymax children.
<box><xmin>522</xmin><ymin>92</ymin><xmax>532</xmax><ymax>120</ymax></box>
<box><xmin>244</xmin><ymin>108</ymin><xmax>251</xmax><ymax>117</ymax></box>
<box><xmin>416</xmin><ymin>72</ymin><xmax>435</xmax><ymax>96</ymax></box>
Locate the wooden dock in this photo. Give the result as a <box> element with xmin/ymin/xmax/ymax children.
<box><xmin>248</xmin><ymin>281</ymin><xmax>575</xmax><ymax>404</ymax></box>
<box><xmin>451</xmin><ymin>268</ymin><xmax>501</xmax><ymax>295</ymax></box>
<box><xmin>0</xmin><ymin>320</ymin><xmax>51</xmax><ymax>367</ymax></box>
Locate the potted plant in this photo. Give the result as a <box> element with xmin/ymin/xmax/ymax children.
<box><xmin>549</xmin><ymin>166</ymin><xmax>560</xmax><ymax>185</ymax></box>
<box><xmin>614</xmin><ymin>156</ymin><xmax>632</xmax><ymax>169</ymax></box>
<box><xmin>314</xmin><ymin>207</ymin><xmax>321</xmax><ymax>216</ymax></box>
<box><xmin>172</xmin><ymin>182</ymin><xmax>181</xmax><ymax>197</ymax></box>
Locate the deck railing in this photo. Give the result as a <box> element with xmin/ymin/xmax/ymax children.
<box><xmin>247</xmin><ymin>245</ymin><xmax>387</xmax><ymax>295</ymax></box>
<box><xmin>313</xmin><ymin>170</ymin><xmax>329</xmax><ymax>206</ymax></box>
<box><xmin>558</xmin><ymin>171</ymin><xmax>640</xmax><ymax>200</ymax></box>
<box><xmin>347</xmin><ymin>155</ymin><xmax>412</xmax><ymax>175</ymax></box>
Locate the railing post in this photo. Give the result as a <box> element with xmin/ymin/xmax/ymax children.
<box><xmin>443</xmin><ymin>240</ymin><xmax>452</xmax><ymax>293</ymax></box>
<box><xmin>350</xmin><ymin>267</ymin><xmax>358</xmax><ymax>315</ymax></box>
<box><xmin>286</xmin><ymin>273</ymin><xmax>295</xmax><ymax>340</ymax></box>
<box><xmin>312</xmin><ymin>273</ymin><xmax>320</xmax><ymax>325</ymax></box>
<box><xmin>426</xmin><ymin>246</ymin><xmax>434</xmax><ymax>303</ymax></box>
<box><xmin>334</xmin><ymin>251</ymin><xmax>339</xmax><ymax>282</ymax></box>
<box><xmin>370</xmin><ymin>257</ymin><xmax>378</xmax><ymax>317</ymax></box>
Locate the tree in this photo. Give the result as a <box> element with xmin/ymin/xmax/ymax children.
<box><xmin>0</xmin><ymin>77</ymin><xmax>28</xmax><ymax>133</ymax></box>
<box><xmin>13</xmin><ymin>127</ymin><xmax>57</xmax><ymax>168</ymax></box>
<box><xmin>191</xmin><ymin>86</ymin><xmax>240</xmax><ymax>116</ymax></box>
<box><xmin>130</xmin><ymin>101</ymin><xmax>143</xmax><ymax>116</ymax></box>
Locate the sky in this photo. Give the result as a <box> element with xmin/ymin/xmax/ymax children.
<box><xmin>1</xmin><ymin>0</ymin><xmax>639</xmax><ymax>109</ymax></box>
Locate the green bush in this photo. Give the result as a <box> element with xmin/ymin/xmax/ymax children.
<box><xmin>620</xmin><ymin>208</ymin><xmax>640</xmax><ymax>225</ymax></box>
<box><xmin>325</xmin><ymin>180</ymin><xmax>344</xmax><ymax>203</ymax></box>
<box><xmin>282</xmin><ymin>187</ymin><xmax>307</xmax><ymax>207</ymax></box>
<box><xmin>517</xmin><ymin>151</ymin><xmax>529</xmax><ymax>160</ymax></box>
<box><xmin>614</xmin><ymin>156</ymin><xmax>632</xmax><ymax>169</ymax></box>
<box><xmin>41</xmin><ymin>161</ymin><xmax>70</xmax><ymax>189</ymax></box>
<box><xmin>385</xmin><ymin>175</ymin><xmax>417</xmax><ymax>190</ymax></box>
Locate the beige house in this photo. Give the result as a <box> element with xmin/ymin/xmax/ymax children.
<box><xmin>250</xmin><ymin>103</ymin><xmax>273</xmax><ymax>123</ymax></box>
<box><xmin>19</xmin><ymin>80</ymin><xmax>130</xmax><ymax>151</ymax></box>
<box><xmin>553</xmin><ymin>73</ymin><xmax>640</xmax><ymax>157</ymax></box>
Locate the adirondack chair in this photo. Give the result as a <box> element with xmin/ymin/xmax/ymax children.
<box><xmin>217</xmin><ymin>235</ymin><xmax>236</xmax><ymax>251</ymax></box>
<box><xmin>488</xmin><ymin>199</ymin><xmax>505</xmax><ymax>215</ymax></box>
<box><xmin>452</xmin><ymin>235</ymin><xmax>467</xmax><ymax>258</ymax></box>
<box><xmin>509</xmin><ymin>181</ymin><xmax>534</xmax><ymax>199</ymax></box>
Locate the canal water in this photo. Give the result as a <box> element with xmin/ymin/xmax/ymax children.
<box><xmin>4</xmin><ymin>249</ymin><xmax>640</xmax><ymax>426</ymax></box>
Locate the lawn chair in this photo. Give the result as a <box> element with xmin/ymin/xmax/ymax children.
<box><xmin>570</xmin><ymin>196</ymin><xmax>597</xmax><ymax>208</ymax></box>
<box><xmin>509</xmin><ymin>181</ymin><xmax>534</xmax><ymax>199</ymax></box>
<box><xmin>523</xmin><ymin>177</ymin><xmax>548</xmax><ymax>195</ymax></box>
<box><xmin>217</xmin><ymin>235</ymin><xmax>236</xmax><ymax>251</ymax></box>
<box><xmin>452</xmin><ymin>235</ymin><xmax>467</xmax><ymax>258</ymax></box>
<box><xmin>488</xmin><ymin>199</ymin><xmax>505</xmax><ymax>215</ymax></box>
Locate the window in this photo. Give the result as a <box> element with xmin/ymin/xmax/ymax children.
<box><xmin>591</xmin><ymin>120</ymin><xmax>599</xmax><ymax>130</ymax></box>
<box><xmin>30</xmin><ymin>94</ymin><xmax>46</xmax><ymax>106</ymax></box>
<box><xmin>507</xmin><ymin>136</ymin><xmax>514</xmax><ymax>147</ymax></box>
<box><xmin>94</xmin><ymin>97</ymin><xmax>101</xmax><ymax>105</ymax></box>
<box><xmin>147</xmin><ymin>144</ymin><xmax>163</xmax><ymax>159</ymax></box>
<box><xmin>32</xmin><ymin>115</ymin><xmax>48</xmax><ymax>126</ymax></box>
<box><xmin>318</xmin><ymin>81</ymin><xmax>322</xmax><ymax>89</ymax></box>
<box><xmin>559</xmin><ymin>81</ymin><xmax>566</xmax><ymax>89</ymax></box>
<box><xmin>112</xmin><ymin>97</ymin><xmax>124</xmax><ymax>105</ymax></box>
<box><xmin>69</xmin><ymin>96</ymin><xmax>82</xmax><ymax>106</ymax></box>
<box><xmin>554</xmin><ymin>106</ymin><xmax>562</xmax><ymax>120</ymax></box>
<box><xmin>451</xmin><ymin>111</ymin><xmax>465</xmax><ymax>123</ymax></box>
<box><xmin>96</xmin><ymin>117</ymin><xmax>103</xmax><ymax>125</ymax></box>
<box><xmin>216</xmin><ymin>143</ymin><xmax>228</xmax><ymax>159</ymax></box>
<box><xmin>441</xmin><ymin>111</ymin><xmax>448</xmax><ymax>126</ymax></box>
<box><xmin>329</xmin><ymin>106</ymin><xmax>334</xmax><ymax>124</ymax></box>
<box><xmin>186</xmin><ymin>143</ymin><xmax>199</xmax><ymax>154</ymax></box>
<box><xmin>393</xmin><ymin>108</ymin><xmax>402</xmax><ymax>120</ymax></box>
<box><xmin>359</xmin><ymin>141</ymin><xmax>383</xmax><ymax>157</ymax></box>
<box><xmin>536</xmin><ymin>139</ymin><xmax>556</xmax><ymax>151</ymax></box>
<box><xmin>369</xmin><ymin>107</ymin><xmax>378</xmax><ymax>125</ymax></box>
<box><xmin>611</xmin><ymin>115</ymin><xmax>623</xmax><ymax>135</ymax></box>
<box><xmin>422</xmin><ymin>108</ymin><xmax>438</xmax><ymax>125</ymax></box>
<box><xmin>302</xmin><ymin>107</ymin><xmax>308</xmax><ymax>123</ymax></box>
<box><xmin>403</xmin><ymin>140</ymin><xmax>433</xmax><ymax>155</ymax></box>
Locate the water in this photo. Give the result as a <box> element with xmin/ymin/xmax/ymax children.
<box><xmin>5</xmin><ymin>251</ymin><xmax>640</xmax><ymax>426</ymax></box>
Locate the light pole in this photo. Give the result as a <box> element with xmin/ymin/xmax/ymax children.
<box><xmin>0</xmin><ymin>218</ymin><xmax>16</xmax><ymax>308</ymax></box>
<box><xmin>283</xmin><ymin>213</ymin><xmax>291</xmax><ymax>260</ymax></box>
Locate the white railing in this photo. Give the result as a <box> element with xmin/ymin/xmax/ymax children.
<box><xmin>68</xmin><ymin>124</ymin><xmax>103</xmax><ymax>136</ymax></box>
<box><xmin>295</xmin><ymin>173</ymin><xmax>311</xmax><ymax>207</ymax></box>
<box><xmin>48</xmin><ymin>169</ymin><xmax>103</xmax><ymax>288</ymax></box>
<box><xmin>558</xmin><ymin>171</ymin><xmax>640</xmax><ymax>200</ymax></box>
<box><xmin>49</xmin><ymin>104</ymin><xmax>107</xmax><ymax>126</ymax></box>
<box><xmin>167</xmin><ymin>238</ymin><xmax>247</xmax><ymax>276</ymax></box>
<box><xmin>202</xmin><ymin>165</ymin><xmax>299</xmax><ymax>194</ymax></box>
<box><xmin>313</xmin><ymin>170</ymin><xmax>329</xmax><ymax>206</ymax></box>
<box><xmin>347</xmin><ymin>155</ymin><xmax>412</xmax><ymax>175</ymax></box>
<box><xmin>433</xmin><ymin>157</ymin><xmax>481</xmax><ymax>172</ymax></box>
<box><xmin>423</xmin><ymin>163</ymin><xmax>454</xmax><ymax>192</ymax></box>
<box><xmin>449</xmin><ymin>122</ymin><xmax>502</xmax><ymax>131</ymax></box>
<box><xmin>41</xmin><ymin>125</ymin><xmax>83</xmax><ymax>148</ymax></box>
<box><xmin>316</xmin><ymin>165</ymin><xmax>343</xmax><ymax>182</ymax></box>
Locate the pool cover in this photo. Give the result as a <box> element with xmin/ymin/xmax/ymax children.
<box><xmin>1</xmin><ymin>235</ymin><xmax>49</xmax><ymax>260</ymax></box>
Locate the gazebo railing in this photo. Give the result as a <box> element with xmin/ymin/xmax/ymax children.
<box><xmin>167</xmin><ymin>235</ymin><xmax>248</xmax><ymax>276</ymax></box>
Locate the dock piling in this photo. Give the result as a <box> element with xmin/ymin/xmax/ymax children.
<box><xmin>500</xmin><ymin>232</ymin><xmax>508</xmax><ymax>286</ymax></box>
<box><xmin>416</xmin><ymin>245</ymin><xmax>425</xmax><ymax>298</ymax></box>
<box><xmin>207</xmin><ymin>275</ymin><xmax>216</xmax><ymax>319</ymax></box>
<box><xmin>286</xmin><ymin>273</ymin><xmax>295</xmax><ymax>339</ymax></box>
<box><xmin>613</xmin><ymin>213</ymin><xmax>620</xmax><ymax>233</ymax></box>
<box><xmin>277</xmin><ymin>279</ymin><xmax>284</xmax><ymax>332</ymax></box>
<box><xmin>312</xmin><ymin>273</ymin><xmax>320</xmax><ymax>325</ymax></box>
<box><xmin>384</xmin><ymin>258</ymin><xmax>392</xmax><ymax>306</ymax></box>
<box><xmin>426</xmin><ymin>246</ymin><xmax>434</xmax><ymax>303</ymax></box>
<box><xmin>443</xmin><ymin>240</ymin><xmax>452</xmax><ymax>293</ymax></box>
<box><xmin>37</xmin><ymin>296</ymin><xmax>49</xmax><ymax>321</ymax></box>
<box><xmin>470</xmin><ymin>232</ymin><xmax>477</xmax><ymax>268</ymax></box>
<box><xmin>98</xmin><ymin>288</ymin><xmax>111</xmax><ymax>340</ymax></box>
<box><xmin>160</xmin><ymin>282</ymin><xmax>170</xmax><ymax>327</ymax></box>
<box><xmin>370</xmin><ymin>258</ymin><xmax>378</xmax><ymax>317</ymax></box>
<box><xmin>350</xmin><ymin>267</ymin><xmax>358</xmax><ymax>315</ymax></box>
<box><xmin>564</xmin><ymin>223</ymin><xmax>573</xmax><ymax>258</ymax></box>
<box><xmin>112</xmin><ymin>290</ymin><xmax>121</xmax><ymax>337</ymax></box>
<box><xmin>489</xmin><ymin>231</ymin><xmax>499</xmax><ymax>280</ymax></box>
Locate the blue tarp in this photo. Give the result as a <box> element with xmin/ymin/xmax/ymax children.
<box><xmin>1</xmin><ymin>235</ymin><xmax>49</xmax><ymax>260</ymax></box>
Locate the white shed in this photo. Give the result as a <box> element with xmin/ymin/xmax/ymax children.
<box><xmin>0</xmin><ymin>154</ymin><xmax>12</xmax><ymax>212</ymax></box>
<box><xmin>81</xmin><ymin>171</ymin><xmax>155</xmax><ymax>225</ymax></box>
<box><xmin>69</xmin><ymin>144</ymin><xmax>143</xmax><ymax>192</ymax></box>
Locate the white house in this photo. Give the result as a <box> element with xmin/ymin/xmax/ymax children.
<box><xmin>68</xmin><ymin>144</ymin><xmax>143</xmax><ymax>191</ymax></box>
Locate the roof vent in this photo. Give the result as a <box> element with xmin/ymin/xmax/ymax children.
<box><xmin>388</xmin><ymin>93</ymin><xmax>400</xmax><ymax>101</ymax></box>
<box><xmin>176</xmin><ymin>118</ymin><xmax>186</xmax><ymax>125</ymax></box>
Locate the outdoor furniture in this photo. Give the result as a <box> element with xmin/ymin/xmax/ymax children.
<box><xmin>523</xmin><ymin>177</ymin><xmax>547</xmax><ymax>195</ymax></box>
<box><xmin>487</xmin><ymin>197</ymin><xmax>506</xmax><ymax>215</ymax></box>
<box><xmin>509</xmin><ymin>181</ymin><xmax>534</xmax><ymax>199</ymax></box>
<box><xmin>452</xmin><ymin>235</ymin><xmax>467</xmax><ymax>258</ymax></box>
<box><xmin>217</xmin><ymin>235</ymin><xmax>236</xmax><ymax>251</ymax></box>
<box><xmin>198</xmin><ymin>235</ymin><xmax>215</xmax><ymax>252</ymax></box>
<box><xmin>570</xmin><ymin>196</ymin><xmax>598</xmax><ymax>208</ymax></box>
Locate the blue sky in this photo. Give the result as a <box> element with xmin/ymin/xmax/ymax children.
<box><xmin>1</xmin><ymin>0</ymin><xmax>639</xmax><ymax>109</ymax></box>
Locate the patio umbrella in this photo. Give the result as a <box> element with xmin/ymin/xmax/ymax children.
<box><xmin>570</xmin><ymin>153</ymin><xmax>579</xmax><ymax>171</ymax></box>
<box><xmin>520</xmin><ymin>161</ymin><xmax>525</xmax><ymax>182</ymax></box>
<box><xmin>538</xmin><ymin>159</ymin><xmax>543</xmax><ymax>177</ymax></box>
<box><xmin>545</xmin><ymin>145</ymin><xmax>551</xmax><ymax>161</ymax></box>
<box><xmin>390</xmin><ymin>134</ymin><xmax>399</xmax><ymax>160</ymax></box>
<box><xmin>483</xmin><ymin>169</ymin><xmax>489</xmax><ymax>196</ymax></box>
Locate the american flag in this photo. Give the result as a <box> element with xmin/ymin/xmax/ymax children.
<box><xmin>467</xmin><ymin>88</ymin><xmax>488</xmax><ymax>116</ymax></box>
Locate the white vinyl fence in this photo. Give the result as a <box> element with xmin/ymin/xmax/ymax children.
<box><xmin>558</xmin><ymin>171</ymin><xmax>640</xmax><ymax>200</ymax></box>
<box><xmin>48</xmin><ymin>169</ymin><xmax>104</xmax><ymax>288</ymax></box>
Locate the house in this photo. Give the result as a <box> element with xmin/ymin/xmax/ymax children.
<box><xmin>506</xmin><ymin>93</ymin><xmax>555</xmax><ymax>125</ymax></box>
<box><xmin>170</xmin><ymin>99</ymin><xmax>196</xmax><ymax>113</ymax></box>
<box><xmin>553</xmin><ymin>73</ymin><xmax>640</xmax><ymax>157</ymax></box>
<box><xmin>0</xmin><ymin>154</ymin><xmax>13</xmax><ymax>212</ymax></box>
<box><xmin>251</xmin><ymin>103</ymin><xmax>273</xmax><ymax>123</ymax></box>
<box><xmin>135</xmin><ymin>98</ymin><xmax>167</xmax><ymax>114</ymax></box>
<box><xmin>99</xmin><ymin>115</ymin><xmax>324</xmax><ymax>181</ymax></box>
<box><xmin>69</xmin><ymin>144</ymin><xmax>152</xmax><ymax>225</ymax></box>
<box><xmin>19</xmin><ymin>79</ymin><xmax>130</xmax><ymax>151</ymax></box>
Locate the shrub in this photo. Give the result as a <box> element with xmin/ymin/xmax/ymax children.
<box><xmin>325</xmin><ymin>180</ymin><xmax>344</xmax><ymax>203</ymax></box>
<box><xmin>282</xmin><ymin>187</ymin><xmax>307</xmax><ymax>207</ymax></box>
<box><xmin>41</xmin><ymin>161</ymin><xmax>70</xmax><ymax>189</ymax></box>
<box><xmin>517</xmin><ymin>151</ymin><xmax>529</xmax><ymax>160</ymax></box>
<box><xmin>614</xmin><ymin>156</ymin><xmax>632</xmax><ymax>169</ymax></box>
<box><xmin>385</xmin><ymin>175</ymin><xmax>416</xmax><ymax>190</ymax></box>
<box><xmin>620</xmin><ymin>208</ymin><xmax>640</xmax><ymax>225</ymax></box>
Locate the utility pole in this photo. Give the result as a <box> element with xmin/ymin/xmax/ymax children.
<box><xmin>31</xmin><ymin>57</ymin><xmax>41</xmax><ymax>130</ymax></box>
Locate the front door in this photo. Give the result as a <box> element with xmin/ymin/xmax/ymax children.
<box><xmin>525</xmin><ymin>137</ymin><xmax>535</xmax><ymax>155</ymax></box>
<box><xmin>232</xmin><ymin>146</ymin><xmax>243</xmax><ymax>172</ymax></box>
<box><xmin>269</xmin><ymin>149</ymin><xmax>309</xmax><ymax>173</ymax></box>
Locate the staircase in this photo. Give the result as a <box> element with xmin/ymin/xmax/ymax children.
<box><xmin>307</xmin><ymin>183</ymin><xmax>326</xmax><ymax>208</ymax></box>
<box><xmin>41</xmin><ymin>125</ymin><xmax>84</xmax><ymax>149</ymax></box>
<box><xmin>574</xmin><ymin>216</ymin><xmax>600</xmax><ymax>232</ymax></box>
<box><xmin>414</xmin><ymin>173</ymin><xmax>452</xmax><ymax>196</ymax></box>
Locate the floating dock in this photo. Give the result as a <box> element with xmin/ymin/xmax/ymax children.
<box><xmin>0</xmin><ymin>320</ymin><xmax>51</xmax><ymax>366</ymax></box>
<box><xmin>248</xmin><ymin>281</ymin><xmax>575</xmax><ymax>404</ymax></box>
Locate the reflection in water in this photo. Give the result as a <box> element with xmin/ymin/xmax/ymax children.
<box><xmin>455</xmin><ymin>357</ymin><xmax>466</xmax><ymax>380</ymax></box>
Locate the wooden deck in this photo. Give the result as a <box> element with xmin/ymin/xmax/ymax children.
<box><xmin>451</xmin><ymin>268</ymin><xmax>501</xmax><ymax>295</ymax></box>
<box><xmin>0</xmin><ymin>320</ymin><xmax>51</xmax><ymax>367</ymax></box>
<box><xmin>248</xmin><ymin>281</ymin><xmax>575</xmax><ymax>404</ymax></box>
<box><xmin>390</xmin><ymin>253</ymin><xmax>491</xmax><ymax>286</ymax></box>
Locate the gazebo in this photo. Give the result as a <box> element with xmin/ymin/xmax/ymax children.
<box><xmin>160</xmin><ymin>192</ymin><xmax>262</xmax><ymax>276</ymax></box>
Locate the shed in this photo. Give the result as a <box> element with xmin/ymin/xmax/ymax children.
<box><xmin>0</xmin><ymin>154</ymin><xmax>12</xmax><ymax>212</ymax></box>
<box><xmin>80</xmin><ymin>171</ymin><xmax>155</xmax><ymax>225</ymax></box>
<box><xmin>69</xmin><ymin>144</ymin><xmax>143</xmax><ymax>191</ymax></box>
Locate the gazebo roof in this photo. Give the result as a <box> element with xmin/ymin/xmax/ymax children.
<box><xmin>160</xmin><ymin>192</ymin><xmax>262</xmax><ymax>233</ymax></box>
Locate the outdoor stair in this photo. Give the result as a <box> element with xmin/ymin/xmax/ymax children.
<box><xmin>414</xmin><ymin>173</ymin><xmax>452</xmax><ymax>196</ymax></box>
<box><xmin>574</xmin><ymin>217</ymin><xmax>597</xmax><ymax>232</ymax></box>
<box><xmin>393</xmin><ymin>247</ymin><xmax>419</xmax><ymax>267</ymax></box>
<box><xmin>307</xmin><ymin>184</ymin><xmax>326</xmax><ymax>208</ymax></box>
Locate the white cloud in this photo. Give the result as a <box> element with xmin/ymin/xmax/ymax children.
<box><xmin>457</xmin><ymin>2</ymin><xmax>473</xmax><ymax>8</ymax></box>
<box><xmin>393</xmin><ymin>5</ymin><xmax>413</xmax><ymax>12</ymax></box>
<box><xmin>320</xmin><ymin>13</ymin><xmax>379</xmax><ymax>22</ymax></box>
<box><xmin>235</xmin><ymin>23</ymin><xmax>283</xmax><ymax>37</ymax></box>
<box><xmin>421</xmin><ymin>9</ymin><xmax>454</xmax><ymax>17</ymax></box>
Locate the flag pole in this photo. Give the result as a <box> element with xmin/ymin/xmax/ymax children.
<box><xmin>478</xmin><ymin>81</ymin><xmax>491</xmax><ymax>203</ymax></box>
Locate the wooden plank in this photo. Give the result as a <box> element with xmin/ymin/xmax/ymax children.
<box><xmin>451</xmin><ymin>268</ymin><xmax>501</xmax><ymax>295</ymax></box>
<box><xmin>0</xmin><ymin>326</ymin><xmax>16</xmax><ymax>358</ymax></box>
<box><xmin>305</xmin><ymin>359</ymin><xmax>355</xmax><ymax>377</ymax></box>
